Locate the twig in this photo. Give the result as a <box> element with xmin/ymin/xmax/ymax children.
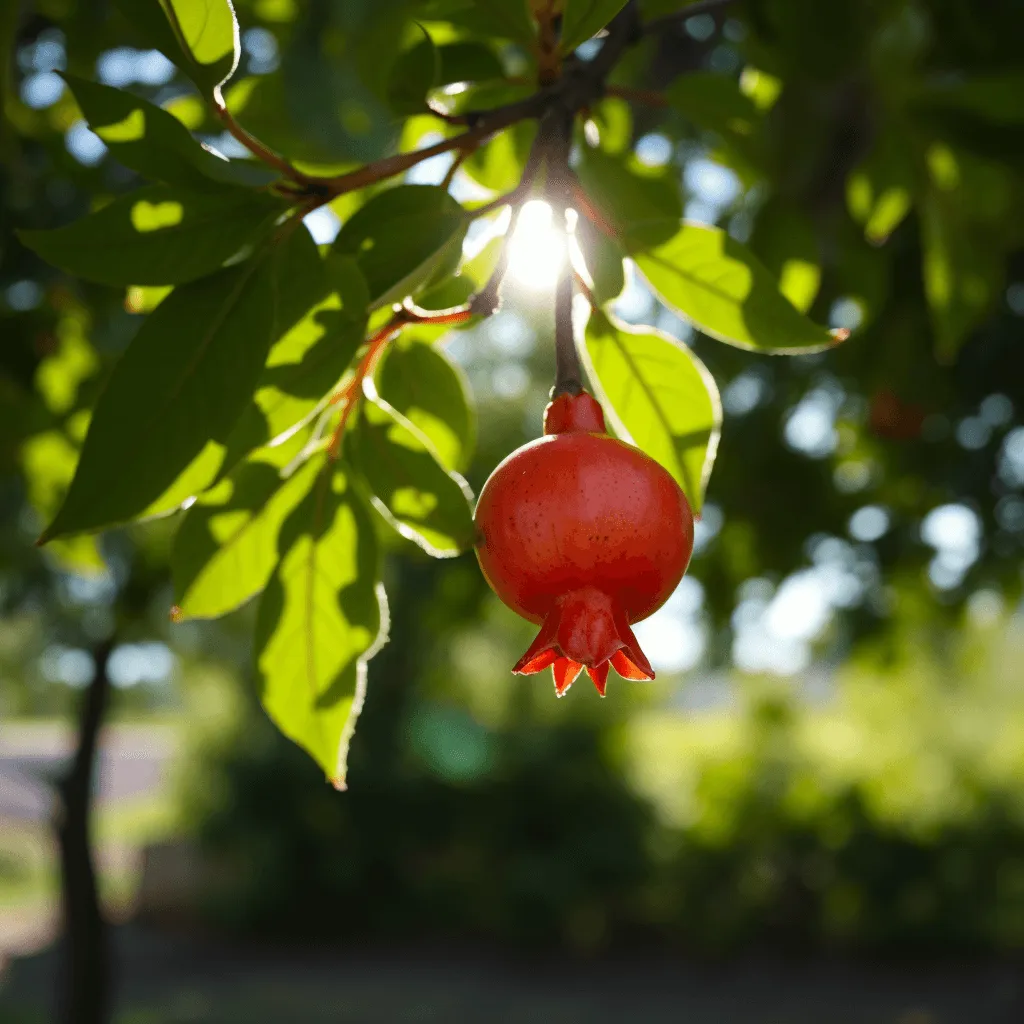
<box><xmin>212</xmin><ymin>89</ymin><xmax>314</xmax><ymax>185</ymax></box>
<box><xmin>441</xmin><ymin>146</ymin><xmax>471</xmax><ymax>190</ymax></box>
<box><xmin>468</xmin><ymin>187</ymin><xmax>527</xmax><ymax>220</ymax></box>
<box><xmin>469</xmin><ymin>204</ymin><xmax>526</xmax><ymax>317</ymax></box>
<box><xmin>326</xmin><ymin>303</ymin><xmax>475</xmax><ymax>457</ymax></box>
<box><xmin>307</xmin><ymin>93</ymin><xmax>549</xmax><ymax>198</ymax></box>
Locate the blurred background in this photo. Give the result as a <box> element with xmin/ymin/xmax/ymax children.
<box><xmin>3</xmin><ymin>1</ymin><xmax>1024</xmax><ymax>1021</ymax></box>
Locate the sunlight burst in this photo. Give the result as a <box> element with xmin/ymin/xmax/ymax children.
<box><xmin>507</xmin><ymin>200</ymin><xmax>567</xmax><ymax>289</ymax></box>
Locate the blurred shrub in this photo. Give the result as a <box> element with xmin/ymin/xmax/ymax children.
<box><xmin>179</xmin><ymin>678</ymin><xmax>1024</xmax><ymax>956</ymax></box>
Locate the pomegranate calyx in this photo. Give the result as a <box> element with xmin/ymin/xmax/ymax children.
<box><xmin>543</xmin><ymin>390</ymin><xmax>607</xmax><ymax>435</ymax></box>
<box><xmin>511</xmin><ymin>586</ymin><xmax>655</xmax><ymax>697</ymax></box>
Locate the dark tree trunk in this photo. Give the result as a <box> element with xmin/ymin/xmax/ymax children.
<box><xmin>55</xmin><ymin>641</ymin><xmax>114</xmax><ymax>1024</ymax></box>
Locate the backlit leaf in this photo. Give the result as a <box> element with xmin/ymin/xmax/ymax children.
<box><xmin>574</xmin><ymin>216</ymin><xmax>627</xmax><ymax>306</ymax></box>
<box><xmin>115</xmin><ymin>0</ymin><xmax>239</xmax><ymax>96</ymax></box>
<box><xmin>347</xmin><ymin>385</ymin><xmax>475</xmax><ymax>556</ymax></box>
<box><xmin>376</xmin><ymin>335</ymin><xmax>475</xmax><ymax>473</ymax></box>
<box><xmin>172</xmin><ymin>435</ymin><xmax>318</xmax><ymax>620</ymax></box>
<box><xmin>575</xmin><ymin>147</ymin><xmax>682</xmax><ymax>252</ymax></box>
<box><xmin>634</xmin><ymin>222</ymin><xmax>840</xmax><ymax>352</ymax></box>
<box><xmin>255</xmin><ymin>458</ymin><xmax>387</xmax><ymax>787</ymax></box>
<box><xmin>217</xmin><ymin>255</ymin><xmax>368</xmax><ymax>473</ymax></box>
<box><xmin>581</xmin><ymin>310</ymin><xmax>720</xmax><ymax>512</ymax></box>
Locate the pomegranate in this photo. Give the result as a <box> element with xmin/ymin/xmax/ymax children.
<box><xmin>473</xmin><ymin>390</ymin><xmax>694</xmax><ymax>696</ymax></box>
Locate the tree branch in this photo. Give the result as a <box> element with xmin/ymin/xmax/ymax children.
<box><xmin>212</xmin><ymin>89</ymin><xmax>315</xmax><ymax>186</ymax></box>
<box><xmin>55</xmin><ymin>640</ymin><xmax>114</xmax><ymax>1024</ymax></box>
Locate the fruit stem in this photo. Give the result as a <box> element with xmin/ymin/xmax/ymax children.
<box><xmin>552</xmin><ymin>252</ymin><xmax>582</xmax><ymax>396</ymax></box>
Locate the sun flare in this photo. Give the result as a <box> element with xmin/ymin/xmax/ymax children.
<box><xmin>506</xmin><ymin>200</ymin><xmax>568</xmax><ymax>289</ymax></box>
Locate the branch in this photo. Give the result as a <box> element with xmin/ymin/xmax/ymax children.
<box><xmin>327</xmin><ymin>303</ymin><xmax>475</xmax><ymax>457</ymax></box>
<box><xmin>307</xmin><ymin>92</ymin><xmax>550</xmax><ymax>199</ymax></box>
<box><xmin>300</xmin><ymin>4</ymin><xmax>645</xmax><ymax>206</ymax></box>
<box><xmin>212</xmin><ymin>89</ymin><xmax>314</xmax><ymax>186</ymax></box>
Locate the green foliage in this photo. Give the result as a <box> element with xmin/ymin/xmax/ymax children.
<box><xmin>255</xmin><ymin>459</ymin><xmax>387</xmax><ymax>788</ymax></box>
<box><xmin>375</xmin><ymin>336</ymin><xmax>475</xmax><ymax>473</ymax></box>
<box><xmin>116</xmin><ymin>0</ymin><xmax>239</xmax><ymax>96</ymax></box>
<box><xmin>634</xmin><ymin>223</ymin><xmax>840</xmax><ymax>353</ymax></box>
<box><xmin>171</xmin><ymin>435</ymin><xmax>316</xmax><ymax>621</ymax></box>
<box><xmin>332</xmin><ymin>185</ymin><xmax>468</xmax><ymax>308</ymax></box>
<box><xmin>63</xmin><ymin>75</ymin><xmax>272</xmax><ymax>188</ymax></box>
<box><xmin>581</xmin><ymin>310</ymin><xmax>720</xmax><ymax>512</ymax></box>
<box><xmin>575</xmin><ymin>146</ymin><xmax>682</xmax><ymax>251</ymax></box>
<box><xmin>9</xmin><ymin>0</ymin><xmax>1024</xmax><ymax>786</ymax></box>
<box><xmin>348</xmin><ymin>387</ymin><xmax>475</xmax><ymax>557</ymax></box>
<box><xmin>19</xmin><ymin>185</ymin><xmax>284</xmax><ymax>286</ymax></box>
<box><xmin>560</xmin><ymin>1</ymin><xmax>629</xmax><ymax>53</ymax></box>
<box><xmin>41</xmin><ymin>224</ymin><xmax>323</xmax><ymax>540</ymax></box>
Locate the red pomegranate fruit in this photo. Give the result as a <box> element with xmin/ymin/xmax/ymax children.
<box><xmin>473</xmin><ymin>390</ymin><xmax>695</xmax><ymax>696</ymax></box>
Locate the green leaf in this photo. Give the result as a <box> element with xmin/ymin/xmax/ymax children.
<box><xmin>333</xmin><ymin>185</ymin><xmax>468</xmax><ymax>308</ymax></box>
<box><xmin>667</xmin><ymin>72</ymin><xmax>760</xmax><ymax>139</ymax></box>
<box><xmin>64</xmin><ymin>75</ymin><xmax>274</xmax><ymax>189</ymax></box>
<box><xmin>560</xmin><ymin>0</ymin><xmax>628</xmax><ymax>53</ymax></box>
<box><xmin>375</xmin><ymin>335</ymin><xmax>475</xmax><ymax>473</ymax></box>
<box><xmin>846</xmin><ymin>126</ymin><xmax>914</xmax><ymax>246</ymax></box>
<box><xmin>434</xmin><ymin>42</ymin><xmax>505</xmax><ymax>85</ymax></box>
<box><xmin>586</xmin><ymin>97</ymin><xmax>632</xmax><ymax>155</ymax></box>
<box><xmin>575</xmin><ymin>147</ymin><xmax>682</xmax><ymax>252</ymax></box>
<box><xmin>216</xmin><ymin>259</ymin><xmax>368</xmax><ymax>473</ymax></box>
<box><xmin>634</xmin><ymin>222</ymin><xmax>841</xmax><ymax>353</ymax></box>
<box><xmin>912</xmin><ymin>72</ymin><xmax>1024</xmax><ymax>126</ymax></box>
<box><xmin>920</xmin><ymin>190</ymin><xmax>1003</xmax><ymax>363</ymax></box>
<box><xmin>21</xmin><ymin>429</ymin><xmax>105</xmax><ymax>574</ymax></box>
<box><xmin>581</xmin><ymin>310</ymin><xmax>720</xmax><ymax>513</ymax></box>
<box><xmin>463</xmin><ymin>121</ymin><xmax>537</xmax><ymax>193</ymax></box>
<box><xmin>255</xmin><ymin>458</ymin><xmax>387</xmax><ymax>788</ymax></box>
<box><xmin>115</xmin><ymin>0</ymin><xmax>239</xmax><ymax>96</ymax></box>
<box><xmin>434</xmin><ymin>0</ymin><xmax>534</xmax><ymax>43</ymax></box>
<box><xmin>347</xmin><ymin>385</ymin><xmax>475</xmax><ymax>556</ymax></box>
<box><xmin>388</xmin><ymin>25</ymin><xmax>440</xmax><ymax>115</ymax></box>
<box><xmin>40</xmin><ymin>224</ymin><xmax>323</xmax><ymax>541</ymax></box>
<box><xmin>574</xmin><ymin>216</ymin><xmax>626</xmax><ymax>306</ymax></box>
<box><xmin>19</xmin><ymin>185</ymin><xmax>283</xmax><ymax>287</ymax></box>
<box><xmin>748</xmin><ymin>200</ymin><xmax>821</xmax><ymax>314</ymax></box>
<box><xmin>172</xmin><ymin>435</ymin><xmax>318</xmax><ymax>621</ymax></box>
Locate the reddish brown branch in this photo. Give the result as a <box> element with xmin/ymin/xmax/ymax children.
<box><xmin>326</xmin><ymin>303</ymin><xmax>475</xmax><ymax>457</ymax></box>
<box><xmin>212</xmin><ymin>90</ymin><xmax>314</xmax><ymax>185</ymax></box>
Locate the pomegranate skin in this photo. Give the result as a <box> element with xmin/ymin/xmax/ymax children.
<box><xmin>473</xmin><ymin>390</ymin><xmax>694</xmax><ymax>695</ymax></box>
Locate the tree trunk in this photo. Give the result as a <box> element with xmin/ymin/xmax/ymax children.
<box><xmin>55</xmin><ymin>641</ymin><xmax>114</xmax><ymax>1024</ymax></box>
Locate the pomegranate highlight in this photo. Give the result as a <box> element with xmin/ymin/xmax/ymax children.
<box><xmin>473</xmin><ymin>390</ymin><xmax>694</xmax><ymax>696</ymax></box>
